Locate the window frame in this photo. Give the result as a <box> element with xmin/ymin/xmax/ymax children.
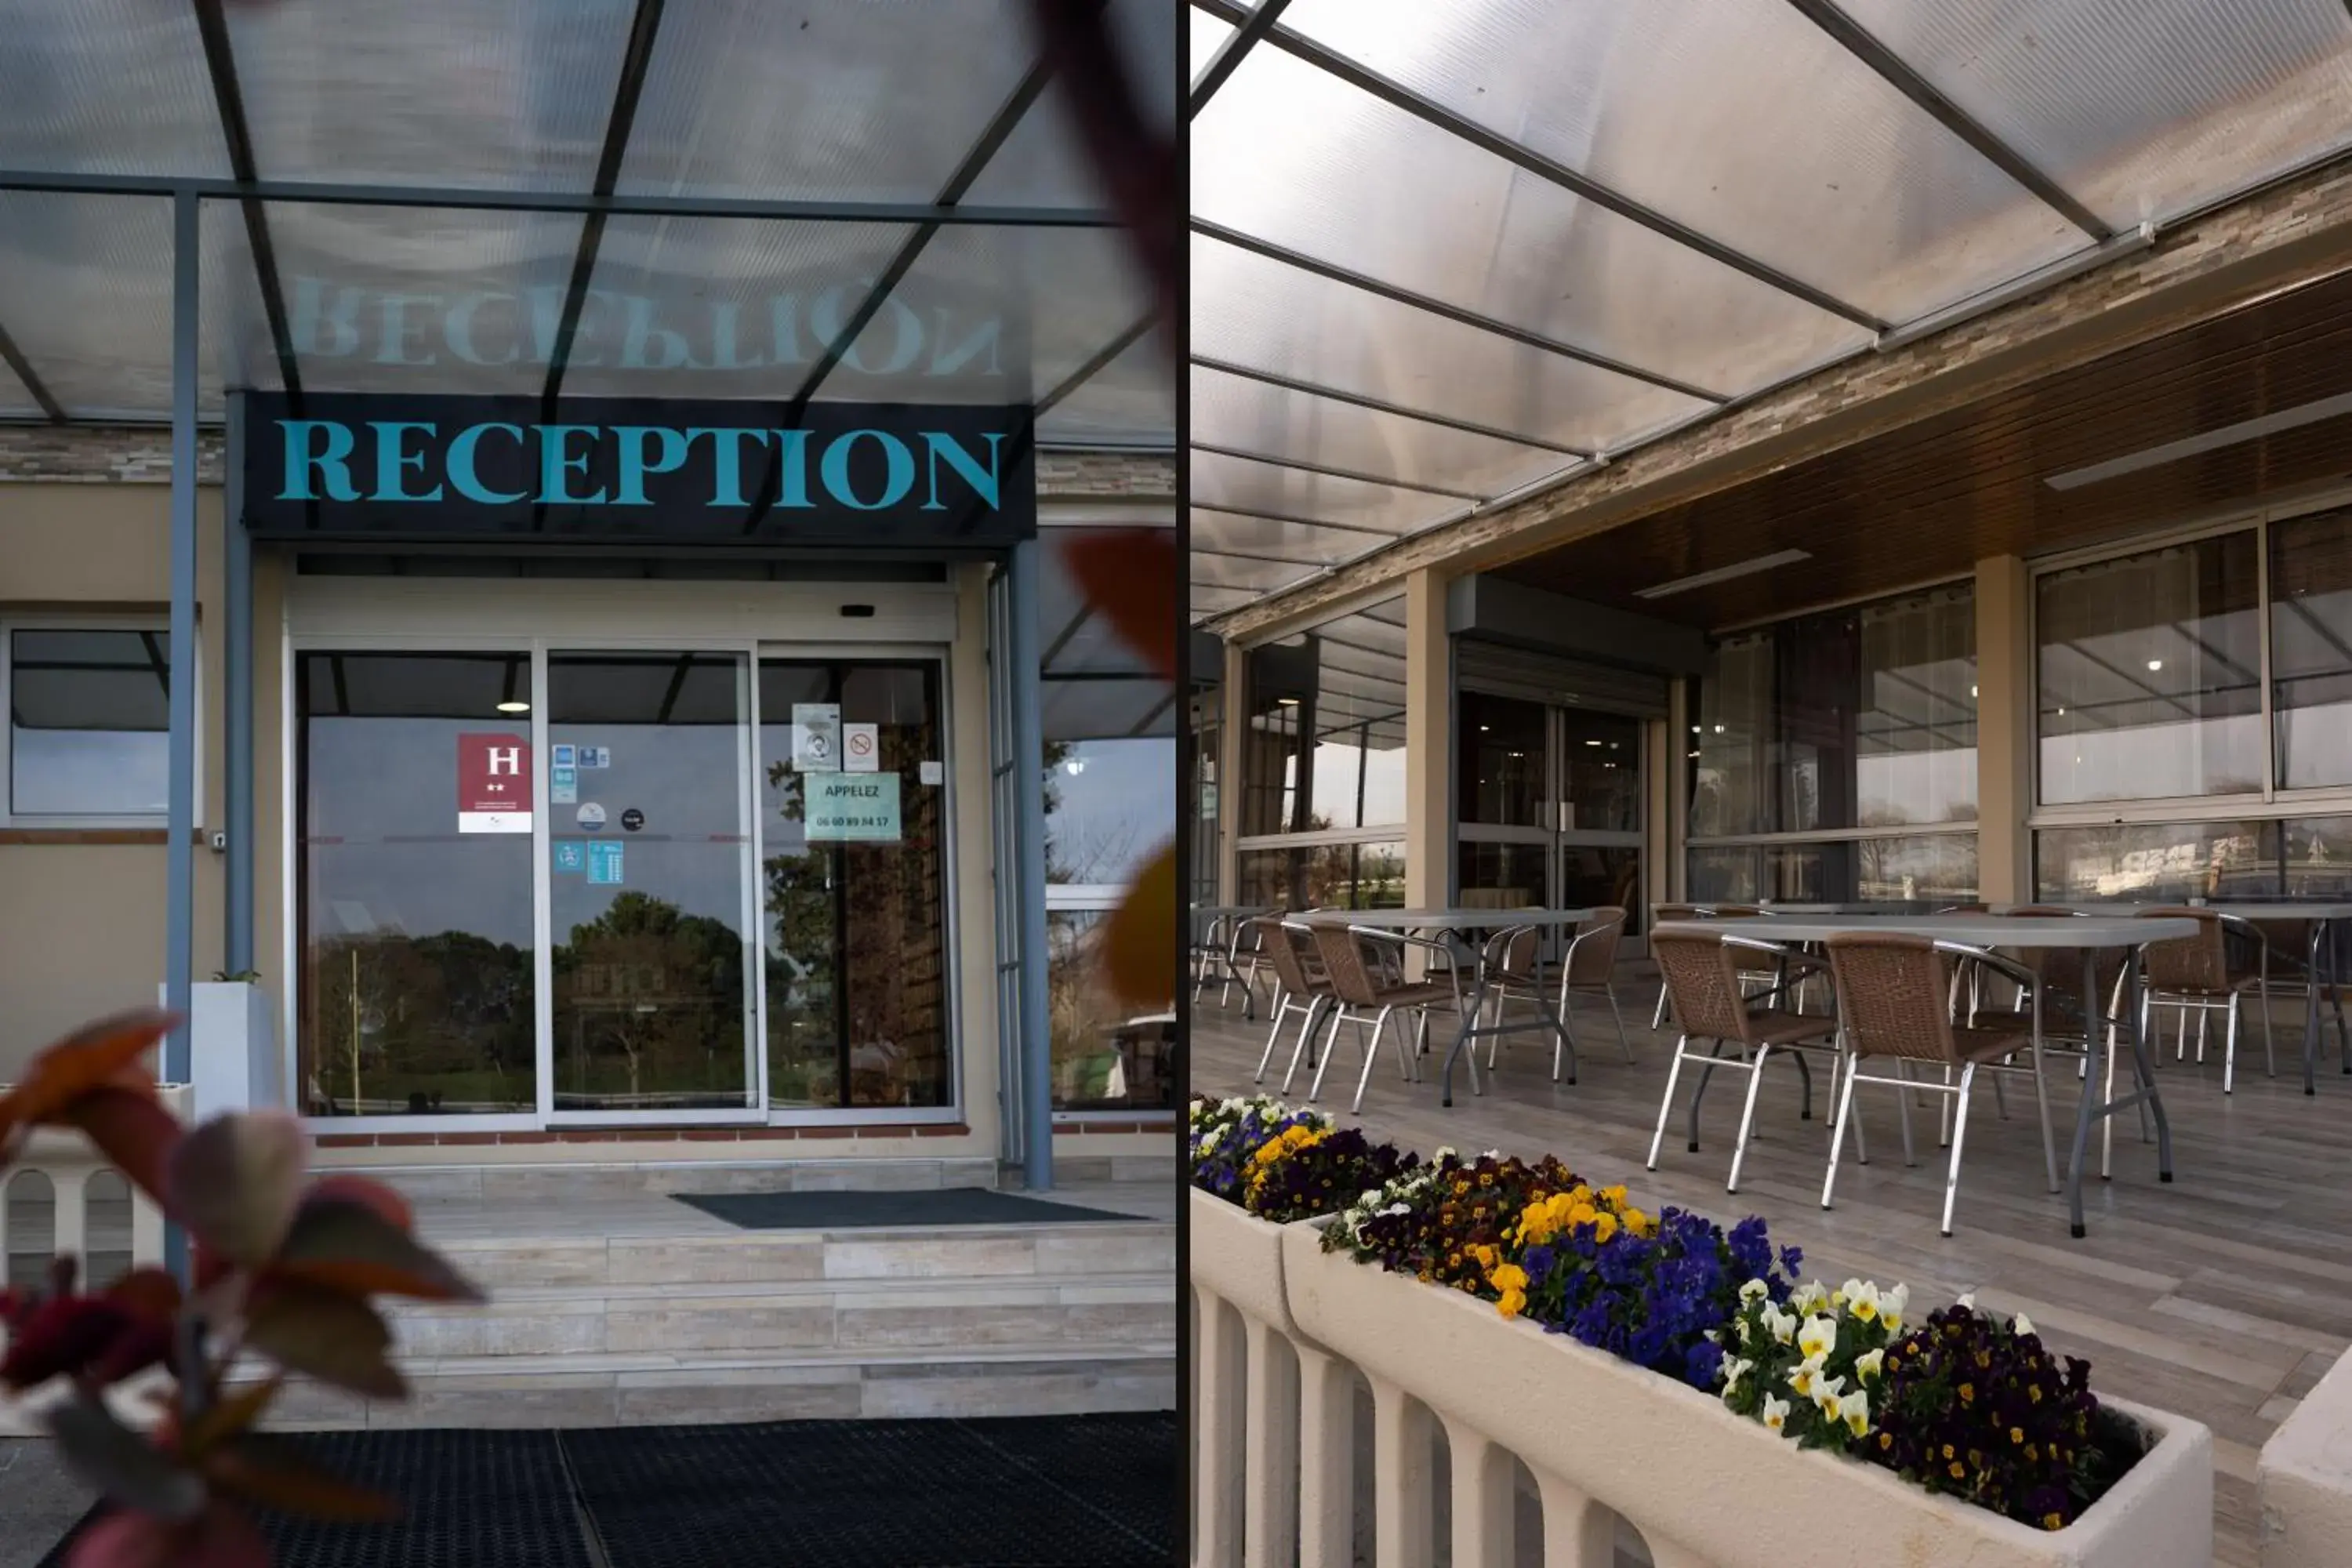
<box><xmin>2027</xmin><ymin>486</ymin><xmax>2352</xmax><ymax>833</ymax></box>
<box><xmin>0</xmin><ymin>613</ymin><xmax>201</xmax><ymax>830</ymax></box>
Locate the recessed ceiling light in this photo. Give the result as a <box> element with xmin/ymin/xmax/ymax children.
<box><xmin>495</xmin><ymin>701</ymin><xmax>530</xmax><ymax>713</ymax></box>
<box><xmin>1584</xmin><ymin>739</ymin><xmax>1603</xmax><ymax>746</ymax></box>
<box><xmin>1277</xmin><ymin>696</ymin><xmax>1300</xmax><ymax>706</ymax></box>
<box><xmin>1969</xmin><ymin>685</ymin><xmax>1978</xmax><ymax>698</ymax></box>
<box><xmin>2147</xmin><ymin>659</ymin><xmax>2163</xmax><ymax>672</ymax></box>
<box><xmin>1714</xmin><ymin>724</ymin><xmax>1725</xmax><ymax>734</ymax></box>
<box><xmin>1633</xmin><ymin>548</ymin><xmax>1813</xmax><ymax>600</ymax></box>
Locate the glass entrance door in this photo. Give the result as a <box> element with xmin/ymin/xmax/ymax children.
<box><xmin>1457</xmin><ymin>691</ymin><xmax>1647</xmax><ymax>946</ymax></box>
<box><xmin>546</xmin><ymin>651</ymin><xmax>757</xmax><ymax>1115</ymax></box>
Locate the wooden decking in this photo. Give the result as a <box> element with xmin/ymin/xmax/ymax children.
<box><xmin>1192</xmin><ymin>974</ymin><xmax>2352</xmax><ymax>1566</ymax></box>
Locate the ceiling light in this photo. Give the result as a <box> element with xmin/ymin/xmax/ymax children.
<box><xmin>495</xmin><ymin>701</ymin><xmax>530</xmax><ymax>713</ymax></box>
<box><xmin>2045</xmin><ymin>386</ymin><xmax>2352</xmax><ymax>491</ymax></box>
<box><xmin>1480</xmin><ymin>724</ymin><xmax>1490</xmax><ymax>732</ymax></box>
<box><xmin>1277</xmin><ymin>696</ymin><xmax>1300</xmax><ymax>706</ymax></box>
<box><xmin>1584</xmin><ymin>739</ymin><xmax>1603</xmax><ymax>746</ymax></box>
<box><xmin>2147</xmin><ymin>659</ymin><xmax>2163</xmax><ymax>672</ymax></box>
<box><xmin>1969</xmin><ymin>685</ymin><xmax>1978</xmax><ymax>698</ymax></box>
<box><xmin>1714</xmin><ymin>724</ymin><xmax>1725</xmax><ymax>734</ymax></box>
<box><xmin>1633</xmin><ymin>548</ymin><xmax>1813</xmax><ymax>601</ymax></box>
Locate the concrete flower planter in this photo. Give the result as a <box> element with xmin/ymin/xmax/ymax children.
<box><xmin>1188</xmin><ymin>1185</ymin><xmax>1310</xmax><ymax>1335</ymax></box>
<box><xmin>1279</xmin><ymin>1224</ymin><xmax>2213</xmax><ymax>1568</ymax></box>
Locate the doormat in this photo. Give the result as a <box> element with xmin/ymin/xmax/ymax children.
<box><xmin>670</xmin><ymin>1187</ymin><xmax>1141</xmax><ymax>1230</ymax></box>
<box><xmin>36</xmin><ymin>1414</ymin><xmax>1177</xmax><ymax>1568</ymax></box>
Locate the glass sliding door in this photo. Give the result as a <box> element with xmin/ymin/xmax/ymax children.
<box><xmin>546</xmin><ymin>652</ymin><xmax>757</xmax><ymax>1114</ymax></box>
<box><xmin>296</xmin><ymin>652</ymin><xmax>538</xmax><ymax>1117</ymax></box>
<box><xmin>1456</xmin><ymin>690</ymin><xmax>1646</xmax><ymax>935</ymax></box>
<box><xmin>757</xmin><ymin>659</ymin><xmax>951</xmax><ymax>1112</ymax></box>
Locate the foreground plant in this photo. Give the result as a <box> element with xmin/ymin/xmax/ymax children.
<box><xmin>1240</xmin><ymin>1125</ymin><xmax>1415</xmax><ymax>1225</ymax></box>
<box><xmin>1719</xmin><ymin>1277</ymin><xmax>1907</xmax><ymax>1449</ymax></box>
<box><xmin>1188</xmin><ymin>1096</ymin><xmax>1330</xmax><ymax>1205</ymax></box>
<box><xmin>0</xmin><ymin>1011</ymin><xmax>485</xmax><ymax>1567</ymax></box>
<box><xmin>1323</xmin><ymin>1150</ymin><xmax>1583</xmax><ymax>1295</ymax></box>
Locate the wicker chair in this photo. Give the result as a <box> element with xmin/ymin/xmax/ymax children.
<box><xmin>1821</xmin><ymin>931</ymin><xmax>2058</xmax><ymax>1236</ymax></box>
<box><xmin>1560</xmin><ymin>906</ymin><xmax>1634</xmax><ymax>1063</ymax></box>
<box><xmin>1646</xmin><ymin>929</ymin><xmax>1838</xmax><ymax>1192</ymax></box>
<box><xmin>1649</xmin><ymin>903</ymin><xmax>1704</xmax><ymax>1029</ymax></box>
<box><xmin>1305</xmin><ymin>922</ymin><xmax>1466</xmax><ymax>1113</ymax></box>
<box><xmin>1248</xmin><ymin>918</ymin><xmax>1332</xmax><ymax>1089</ymax></box>
<box><xmin>1472</xmin><ymin>923</ymin><xmax>1583</xmax><ymax>1083</ymax></box>
<box><xmin>2137</xmin><ymin>906</ymin><xmax>2269</xmax><ymax>1093</ymax></box>
<box><xmin>1191</xmin><ymin>913</ymin><xmax>1268</xmax><ymax>1017</ymax></box>
<box><xmin>2235</xmin><ymin>911</ymin><xmax>2351</xmax><ymax>1069</ymax></box>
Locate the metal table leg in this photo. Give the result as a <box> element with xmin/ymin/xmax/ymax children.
<box><xmin>2065</xmin><ymin>946</ymin><xmax>2172</xmax><ymax>1238</ymax></box>
<box><xmin>1439</xmin><ymin>931</ymin><xmax>1484</xmax><ymax>1108</ymax></box>
<box><xmin>2306</xmin><ymin>919</ymin><xmax>2324</xmax><ymax>1096</ymax></box>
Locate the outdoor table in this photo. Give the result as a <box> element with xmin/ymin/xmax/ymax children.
<box><xmin>1662</xmin><ymin>913</ymin><xmax>2195</xmax><ymax>1239</ymax></box>
<box><xmin>1191</xmin><ymin>905</ymin><xmax>1279</xmax><ymax>1019</ymax></box>
<box><xmin>1992</xmin><ymin>902</ymin><xmax>2352</xmax><ymax>1094</ymax></box>
<box><xmin>1298</xmin><ymin>907</ymin><xmax>1595</xmax><ymax>1108</ymax></box>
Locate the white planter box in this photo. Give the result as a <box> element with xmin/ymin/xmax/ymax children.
<box><xmin>161</xmin><ymin>981</ymin><xmax>281</xmax><ymax>1123</ymax></box>
<box><xmin>1189</xmin><ymin>1185</ymin><xmax>1310</xmax><ymax>1336</ymax></box>
<box><xmin>1279</xmin><ymin>1223</ymin><xmax>2213</xmax><ymax>1568</ymax></box>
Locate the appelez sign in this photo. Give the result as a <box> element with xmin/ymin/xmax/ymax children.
<box><xmin>240</xmin><ymin>393</ymin><xmax>1036</xmax><ymax>546</ymax></box>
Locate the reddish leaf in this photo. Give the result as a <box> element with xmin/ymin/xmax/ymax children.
<box><xmin>1102</xmin><ymin>843</ymin><xmax>1178</xmax><ymax>1006</ymax></box>
<box><xmin>104</xmin><ymin>1269</ymin><xmax>183</xmax><ymax>1321</ymax></box>
<box><xmin>169</xmin><ymin>1112</ymin><xmax>308</xmax><ymax>1266</ymax></box>
<box><xmin>178</xmin><ymin>1376</ymin><xmax>282</xmax><ymax>1458</ymax></box>
<box><xmin>49</xmin><ymin>1392</ymin><xmax>206</xmax><ymax>1523</ymax></box>
<box><xmin>67</xmin><ymin>1087</ymin><xmax>186</xmax><ymax>1213</ymax></box>
<box><xmin>0</xmin><ymin>1011</ymin><xmax>172</xmax><ymax>1145</ymax></box>
<box><xmin>270</xmin><ymin>1197</ymin><xmax>484</xmax><ymax>1305</ymax></box>
<box><xmin>207</xmin><ymin>1436</ymin><xmax>401</xmax><ymax>1523</ymax></box>
<box><xmin>303</xmin><ymin>1174</ymin><xmax>414</xmax><ymax>1235</ymax></box>
<box><xmin>1</xmin><ymin>1296</ymin><xmax>144</xmax><ymax>1391</ymax></box>
<box><xmin>241</xmin><ymin>1284</ymin><xmax>405</xmax><ymax>1400</ymax></box>
<box><xmin>1059</xmin><ymin>532</ymin><xmax>1177</xmax><ymax>681</ymax></box>
<box><xmin>68</xmin><ymin>1502</ymin><xmax>273</xmax><ymax>1568</ymax></box>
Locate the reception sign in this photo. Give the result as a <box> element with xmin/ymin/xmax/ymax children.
<box><xmin>241</xmin><ymin>393</ymin><xmax>1036</xmax><ymax>546</ymax></box>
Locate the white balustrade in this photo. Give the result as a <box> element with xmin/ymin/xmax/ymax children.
<box><xmin>1192</xmin><ymin>1189</ymin><xmax>2216</xmax><ymax>1568</ymax></box>
<box><xmin>2257</xmin><ymin>1345</ymin><xmax>2352</xmax><ymax>1567</ymax></box>
<box><xmin>0</xmin><ymin>1084</ymin><xmax>190</xmax><ymax>1284</ymax></box>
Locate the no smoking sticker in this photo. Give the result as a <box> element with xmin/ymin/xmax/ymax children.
<box><xmin>844</xmin><ymin>723</ymin><xmax>879</xmax><ymax>773</ymax></box>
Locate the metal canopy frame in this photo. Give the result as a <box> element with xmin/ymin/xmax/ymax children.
<box><xmin>1187</xmin><ymin>0</ymin><xmax>2352</xmax><ymax>621</ymax></box>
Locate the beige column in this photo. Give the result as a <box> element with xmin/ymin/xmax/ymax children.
<box><xmin>1975</xmin><ymin>555</ymin><xmax>2034</xmax><ymax>905</ymax></box>
<box><xmin>1403</xmin><ymin>569</ymin><xmax>1453</xmax><ymax>912</ymax></box>
<box><xmin>1218</xmin><ymin>638</ymin><xmax>1247</xmax><ymax>906</ymax></box>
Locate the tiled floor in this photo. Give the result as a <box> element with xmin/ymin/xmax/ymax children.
<box><xmin>1193</xmin><ymin>974</ymin><xmax>2352</xmax><ymax>1567</ymax></box>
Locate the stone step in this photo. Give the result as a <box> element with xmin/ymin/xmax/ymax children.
<box><xmin>260</xmin><ymin>1342</ymin><xmax>1178</xmax><ymax>1429</ymax></box>
<box><xmin>381</xmin><ymin>1271</ymin><xmax>1175</xmax><ymax>1359</ymax></box>
<box><xmin>427</xmin><ymin>1220</ymin><xmax>1174</xmax><ymax>1290</ymax></box>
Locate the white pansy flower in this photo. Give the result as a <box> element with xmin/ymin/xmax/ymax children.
<box><xmin>1788</xmin><ymin>1352</ymin><xmax>1828</xmax><ymax>1399</ymax></box>
<box><xmin>1957</xmin><ymin>1292</ymin><xmax>1976</xmax><ymax>1312</ymax></box>
<box><xmin>1812</xmin><ymin>1374</ymin><xmax>1847</xmax><ymax>1419</ymax></box>
<box><xmin>2013</xmin><ymin>1312</ymin><xmax>2036</xmax><ymax>1338</ymax></box>
<box><xmin>1719</xmin><ymin>1355</ymin><xmax>1753</xmax><ymax>1393</ymax></box>
<box><xmin>1762</xmin><ymin>1395</ymin><xmax>1791</xmax><ymax>1432</ymax></box>
<box><xmin>1737</xmin><ymin>1279</ymin><xmax>1771</xmax><ymax>1305</ymax></box>
<box><xmin>1881</xmin><ymin>1283</ymin><xmax>1910</xmax><ymax>1334</ymax></box>
<box><xmin>1836</xmin><ymin>1388</ymin><xmax>1871</xmax><ymax>1438</ymax></box>
<box><xmin>1854</xmin><ymin>1349</ymin><xmax>1886</xmax><ymax>1385</ymax></box>
<box><xmin>1797</xmin><ymin>1314</ymin><xmax>1839</xmax><ymax>1360</ymax></box>
<box><xmin>1736</xmin><ymin>1316</ymin><xmax>1757</xmax><ymax>1348</ymax></box>
<box><xmin>1844</xmin><ymin>1281</ymin><xmax>1883</xmax><ymax>1325</ymax></box>
<box><xmin>1762</xmin><ymin>1305</ymin><xmax>1798</xmax><ymax>1345</ymax></box>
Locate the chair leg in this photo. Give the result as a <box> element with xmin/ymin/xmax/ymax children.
<box><xmin>1550</xmin><ymin>996</ymin><xmax>1579</xmax><ymax>1086</ymax></box>
<box><xmin>2030</xmin><ymin>1044</ymin><xmax>2058</xmax><ymax>1196</ymax></box>
<box><xmin>1938</xmin><ymin>1065</ymin><xmax>1954</xmax><ymax>1149</ymax></box>
<box><xmin>1305</xmin><ymin>1007</ymin><xmax>1348</xmax><ymax>1102</ymax></box>
<box><xmin>1991</xmin><ymin>1071</ymin><xmax>2009</xmax><ymax>1120</ymax></box>
<box><xmin>1388</xmin><ymin>1007</ymin><xmax>1419</xmax><ymax>1085</ymax></box>
<box><xmin>1652</xmin><ymin>979</ymin><xmax>1670</xmax><ymax>1032</ymax></box>
<box><xmin>1822</xmin><ymin>1050</ymin><xmax>1861</xmax><ymax>1209</ymax></box>
<box><xmin>1726</xmin><ymin>1045</ymin><xmax>1773</xmax><ymax>1193</ymax></box>
<box><xmin>1940</xmin><ymin>1063</ymin><xmax>1977</xmax><ymax>1237</ymax></box>
<box><xmin>1895</xmin><ymin>1059</ymin><xmax>1915</xmax><ymax>1167</ymax></box>
<box><xmin>1647</xmin><ymin>1036</ymin><xmax>1692</xmax><ymax>1171</ymax></box>
<box><xmin>2195</xmin><ymin>1005</ymin><xmax>2209</xmax><ymax>1065</ymax></box>
<box><xmin>2223</xmin><ymin>996</ymin><xmax>2241</xmax><ymax>1095</ymax></box>
<box><xmin>1412</xmin><ymin>1009</ymin><xmax>1431</xmax><ymax>1083</ymax></box>
<box><xmin>2100</xmin><ymin>1020</ymin><xmax>2120</xmax><ymax>1181</ymax></box>
<box><xmin>1279</xmin><ymin>999</ymin><xmax>1325</xmax><ymax>1094</ymax></box>
<box><xmin>2260</xmin><ymin>981</ymin><xmax>2275</xmax><ymax>1079</ymax></box>
<box><xmin>1349</xmin><ymin>1006</ymin><xmax>1396</xmax><ymax>1114</ymax></box>
<box><xmin>1606</xmin><ymin>989</ymin><xmax>1634</xmax><ymax>1063</ymax></box>
<box><xmin>1253</xmin><ymin>993</ymin><xmax>1293</xmax><ymax>1082</ymax></box>
<box><xmin>1791</xmin><ymin>1048</ymin><xmax>1813</xmax><ymax>1121</ymax></box>
<box><xmin>1687</xmin><ymin>1042</ymin><xmax>1730</xmax><ymax>1153</ymax></box>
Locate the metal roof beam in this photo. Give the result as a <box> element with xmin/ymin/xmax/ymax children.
<box><xmin>1191</xmin><ymin>356</ymin><xmax>1584</xmax><ymax>456</ymax></box>
<box><xmin>1039</xmin><ymin>310</ymin><xmax>1156</xmax><ymax>418</ymax></box>
<box><xmin>0</xmin><ymin>316</ymin><xmax>65</xmax><ymax>423</ymax></box>
<box><xmin>541</xmin><ymin>0</ymin><xmax>669</xmax><ymax>412</ymax></box>
<box><xmin>192</xmin><ymin>0</ymin><xmax>303</xmax><ymax>403</ymax></box>
<box><xmin>1780</xmin><ymin>0</ymin><xmax>2111</xmax><ymax>241</ymax></box>
<box><xmin>1195</xmin><ymin>220</ymin><xmax>1728</xmax><ymax>405</ymax></box>
<box><xmin>1194</xmin><ymin>0</ymin><xmax>1886</xmax><ymax>332</ymax></box>
<box><xmin>0</xmin><ymin>169</ymin><xmax>1114</xmax><ymax>228</ymax></box>
<box><xmin>1191</xmin><ymin>441</ymin><xmax>1487</xmax><ymax>500</ymax></box>
<box><xmin>1189</xmin><ymin>0</ymin><xmax>1290</xmax><ymax>119</ymax></box>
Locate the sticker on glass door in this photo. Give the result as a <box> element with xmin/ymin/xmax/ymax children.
<box><xmin>457</xmin><ymin>734</ymin><xmax>533</xmax><ymax>833</ymax></box>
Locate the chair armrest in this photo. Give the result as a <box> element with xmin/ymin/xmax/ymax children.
<box><xmin>1932</xmin><ymin>941</ymin><xmax>2036</xmax><ymax>992</ymax></box>
<box><xmin>1722</xmin><ymin>935</ymin><xmax>1829</xmax><ymax>975</ymax></box>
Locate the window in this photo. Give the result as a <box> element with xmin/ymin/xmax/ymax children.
<box><xmin>5</xmin><ymin>624</ymin><xmax>173</xmax><ymax>820</ymax></box>
<box><xmin>2271</xmin><ymin>506</ymin><xmax>2352</xmax><ymax>790</ymax></box>
<box><xmin>2038</xmin><ymin>533</ymin><xmax>2262</xmax><ymax>805</ymax></box>
<box><xmin>1686</xmin><ymin>583</ymin><xmax>1978</xmax><ymax>903</ymax></box>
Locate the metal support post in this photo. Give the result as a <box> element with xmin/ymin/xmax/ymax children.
<box><xmin>1008</xmin><ymin>541</ymin><xmax>1054</xmax><ymax>1191</ymax></box>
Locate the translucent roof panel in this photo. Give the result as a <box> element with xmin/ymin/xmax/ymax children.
<box><xmin>264</xmin><ymin>202</ymin><xmax>587</xmax><ymax>397</ymax></box>
<box><xmin>0</xmin><ymin>0</ymin><xmax>230</xmax><ymax>178</ymax></box>
<box><xmin>618</xmin><ymin>0</ymin><xmax>1036</xmax><ymax>203</ymax></box>
<box><xmin>1192</xmin><ymin>510</ymin><xmax>1386</xmax><ymax>567</ymax></box>
<box><xmin>1190</xmin><ymin>7</ymin><xmax>1237</xmax><ymax>82</ymax></box>
<box><xmin>1192</xmin><ymin>232</ymin><xmax>1708</xmax><ymax>454</ymax></box>
<box><xmin>0</xmin><ymin>350</ymin><xmax>36</xmax><ymax>420</ymax></box>
<box><xmin>887</xmin><ymin>223</ymin><xmax>1152</xmax><ymax>403</ymax></box>
<box><xmin>1279</xmin><ymin>0</ymin><xmax>2088</xmax><ymax>326</ymax></box>
<box><xmin>1043</xmin><ymin>677</ymin><xmax>1175</xmax><ymax>743</ymax></box>
<box><xmin>222</xmin><ymin>0</ymin><xmax>634</xmax><ymax>191</ymax></box>
<box><xmin>1836</xmin><ymin>0</ymin><xmax>2352</xmax><ymax>231</ymax></box>
<box><xmin>1192</xmin><ymin>41</ymin><xmax>1875</xmax><ymax>401</ymax></box>
<box><xmin>553</xmin><ymin>212</ymin><xmax>918</xmax><ymax>402</ymax></box>
<box><xmin>963</xmin><ymin>0</ymin><xmax>1178</xmax><ymax>209</ymax></box>
<box><xmin>1040</xmin><ymin>328</ymin><xmax>1176</xmax><ymax>449</ymax></box>
<box><xmin>1191</xmin><ymin>361</ymin><xmax>1572</xmax><ymax>501</ymax></box>
<box><xmin>1192</xmin><ymin>449</ymin><xmax>1438</xmax><ymax>535</ymax></box>
<box><xmin>1192</xmin><ymin>550</ymin><xmax>1313</xmax><ymax>594</ymax></box>
<box><xmin>1191</xmin><ymin>583</ymin><xmax>1260</xmax><ymax>617</ymax></box>
<box><xmin>0</xmin><ymin>191</ymin><xmax>249</xmax><ymax>419</ymax></box>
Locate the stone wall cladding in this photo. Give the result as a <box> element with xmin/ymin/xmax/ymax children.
<box><xmin>0</xmin><ymin>426</ymin><xmax>1171</xmax><ymax>501</ymax></box>
<box><xmin>1212</xmin><ymin>149</ymin><xmax>2352</xmax><ymax>639</ymax></box>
